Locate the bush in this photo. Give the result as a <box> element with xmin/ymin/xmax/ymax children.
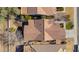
<box><xmin>66</xmin><ymin>22</ymin><xmax>73</xmax><ymax>30</ymax></box>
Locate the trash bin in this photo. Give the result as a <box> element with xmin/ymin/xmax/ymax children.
<box><xmin>16</xmin><ymin>45</ymin><xmax>24</xmax><ymax>52</ymax></box>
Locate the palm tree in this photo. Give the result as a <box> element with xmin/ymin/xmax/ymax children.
<box><xmin>0</xmin><ymin>7</ymin><xmax>21</xmax><ymax>52</ymax></box>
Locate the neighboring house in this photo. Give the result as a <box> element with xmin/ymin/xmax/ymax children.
<box><xmin>21</xmin><ymin>7</ymin><xmax>56</xmax><ymax>15</ymax></box>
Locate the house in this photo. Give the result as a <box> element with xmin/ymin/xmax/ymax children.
<box><xmin>21</xmin><ymin>7</ymin><xmax>66</xmax><ymax>44</ymax></box>
<box><xmin>21</xmin><ymin>7</ymin><xmax>75</xmax><ymax>52</ymax></box>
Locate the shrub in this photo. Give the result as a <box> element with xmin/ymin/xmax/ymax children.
<box><xmin>25</xmin><ymin>15</ymin><xmax>32</xmax><ymax>20</ymax></box>
<box><xmin>66</xmin><ymin>22</ymin><xmax>73</xmax><ymax>30</ymax></box>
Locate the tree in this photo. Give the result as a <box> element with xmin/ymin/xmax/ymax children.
<box><xmin>0</xmin><ymin>7</ymin><xmax>21</xmax><ymax>52</ymax></box>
